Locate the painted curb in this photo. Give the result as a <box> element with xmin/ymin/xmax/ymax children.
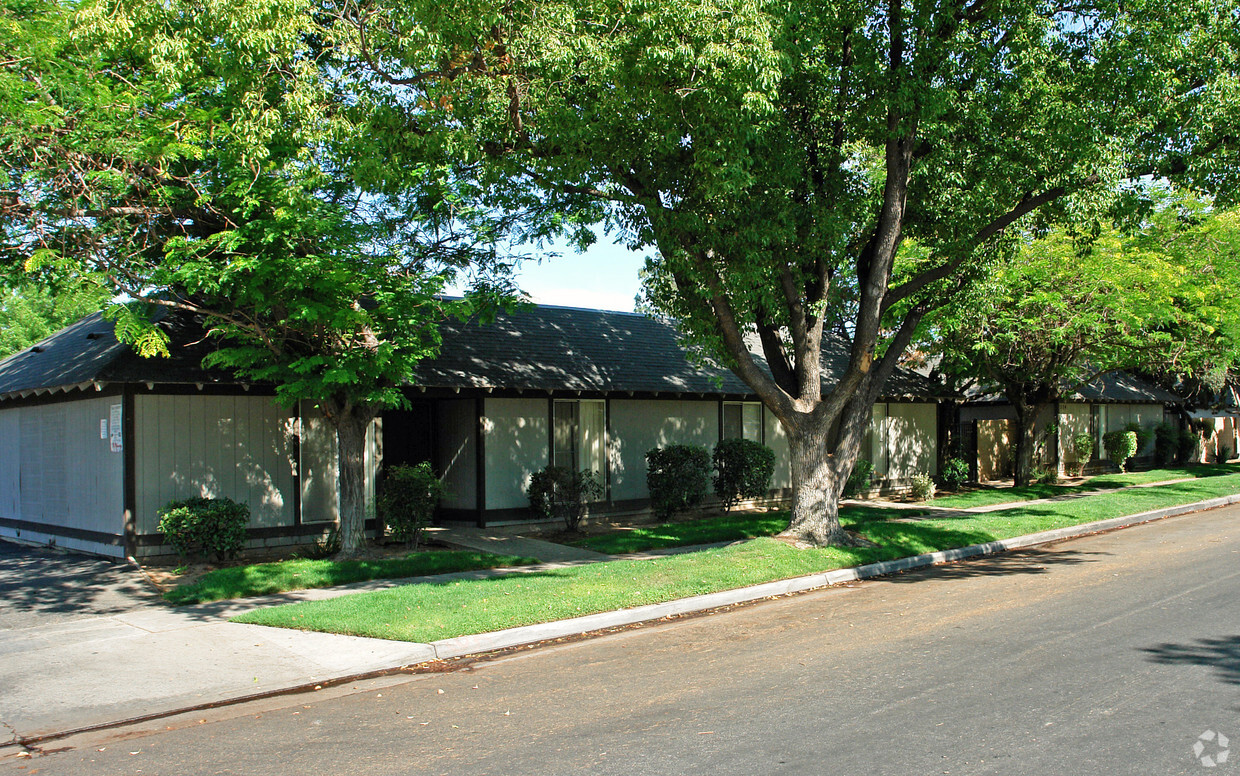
<box><xmin>426</xmin><ymin>492</ymin><xmax>1240</xmax><ymax>660</ymax></box>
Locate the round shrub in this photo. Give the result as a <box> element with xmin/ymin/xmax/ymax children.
<box><xmin>1154</xmin><ymin>422</ymin><xmax>1179</xmax><ymax>466</ymax></box>
<box><xmin>940</xmin><ymin>457</ymin><xmax>969</xmax><ymax>491</ymax></box>
<box><xmin>1179</xmin><ymin>428</ymin><xmax>1202</xmax><ymax>463</ymax></box>
<box><xmin>712</xmin><ymin>438</ymin><xmax>776</xmax><ymax>513</ymax></box>
<box><xmin>1103</xmin><ymin>430</ymin><xmax>1138</xmax><ymax>473</ymax></box>
<box><xmin>527</xmin><ymin>466</ymin><xmax>603</xmax><ymax>531</ymax></box>
<box><xmin>646</xmin><ymin>444</ymin><xmax>711</xmax><ymax>518</ymax></box>
<box><xmin>378</xmin><ymin>462</ymin><xmax>445</xmax><ymax>548</ymax></box>
<box><xmin>1071</xmin><ymin>433</ymin><xmax>1094</xmax><ymax>475</ymax></box>
<box><xmin>157</xmin><ymin>496</ymin><xmax>250</xmax><ymax>562</ymax></box>
<box><xmin>909</xmin><ymin>473</ymin><xmax>936</xmax><ymax>501</ymax></box>
<box><xmin>842</xmin><ymin>459</ymin><xmax>874</xmax><ymax>498</ymax></box>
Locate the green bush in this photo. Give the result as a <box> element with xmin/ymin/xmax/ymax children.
<box><xmin>1179</xmin><ymin>429</ymin><xmax>1202</xmax><ymax>463</ymax></box>
<box><xmin>646</xmin><ymin>445</ymin><xmax>711</xmax><ymax>518</ymax></box>
<box><xmin>1071</xmin><ymin>433</ymin><xmax>1094</xmax><ymax>475</ymax></box>
<box><xmin>1124</xmin><ymin>422</ymin><xmax>1154</xmax><ymax>458</ymax></box>
<box><xmin>842</xmin><ymin>459</ymin><xmax>874</xmax><ymax>498</ymax></box>
<box><xmin>527</xmin><ymin>466</ymin><xmax>604</xmax><ymax>531</ymax></box>
<box><xmin>1154</xmin><ymin>422</ymin><xmax>1179</xmax><ymax>466</ymax></box>
<box><xmin>378</xmin><ymin>462</ymin><xmax>445</xmax><ymax>548</ymax></box>
<box><xmin>1218</xmin><ymin>444</ymin><xmax>1233</xmax><ymax>463</ymax></box>
<box><xmin>940</xmin><ymin>457</ymin><xmax>970</xmax><ymax>491</ymax></box>
<box><xmin>712</xmin><ymin>438</ymin><xmax>776</xmax><ymax>513</ymax></box>
<box><xmin>1103</xmin><ymin>430</ymin><xmax>1139</xmax><ymax>473</ymax></box>
<box><xmin>909</xmin><ymin>473</ymin><xmax>936</xmax><ymax>501</ymax></box>
<box><xmin>157</xmin><ymin>497</ymin><xmax>250</xmax><ymax>561</ymax></box>
<box><xmin>1031</xmin><ymin>465</ymin><xmax>1059</xmax><ymax>485</ymax></box>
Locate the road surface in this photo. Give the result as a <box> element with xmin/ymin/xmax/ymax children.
<box><xmin>8</xmin><ymin>506</ymin><xmax>1240</xmax><ymax>775</ymax></box>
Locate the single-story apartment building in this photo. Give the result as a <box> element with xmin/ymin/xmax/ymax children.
<box><xmin>958</xmin><ymin>372</ymin><xmax>1185</xmax><ymax>480</ymax></box>
<box><xmin>0</xmin><ymin>304</ymin><xmax>956</xmax><ymax>559</ymax></box>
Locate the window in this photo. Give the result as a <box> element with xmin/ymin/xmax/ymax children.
<box><xmin>553</xmin><ymin>400</ymin><xmax>606</xmax><ymax>477</ymax></box>
<box><xmin>722</xmin><ymin>402</ymin><xmax>763</xmax><ymax>442</ymax></box>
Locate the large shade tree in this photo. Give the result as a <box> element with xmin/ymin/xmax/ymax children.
<box><xmin>932</xmin><ymin>198</ymin><xmax>1240</xmax><ymax>486</ymax></box>
<box><xmin>0</xmin><ymin>0</ymin><xmax>529</xmax><ymax>555</ymax></box>
<box><xmin>345</xmin><ymin>0</ymin><xmax>1238</xmax><ymax>545</ymax></box>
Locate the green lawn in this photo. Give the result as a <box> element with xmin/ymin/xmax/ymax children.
<box><xmin>926</xmin><ymin>464</ymin><xmax>1240</xmax><ymax>509</ymax></box>
<box><xmin>232</xmin><ymin>473</ymin><xmax>1240</xmax><ymax>642</ymax></box>
<box><xmin>572</xmin><ymin>505</ymin><xmax>917</xmax><ymax>554</ymax></box>
<box><xmin>164</xmin><ymin>550</ymin><xmax>539</xmax><ymax>605</ymax></box>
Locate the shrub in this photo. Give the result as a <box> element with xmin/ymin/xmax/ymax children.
<box><xmin>1179</xmin><ymin>429</ymin><xmax>1202</xmax><ymax>463</ymax></box>
<box><xmin>1103</xmin><ymin>430</ymin><xmax>1138</xmax><ymax>473</ymax></box>
<box><xmin>909</xmin><ymin>473</ymin><xmax>936</xmax><ymax>502</ymax></box>
<box><xmin>842</xmin><ymin>459</ymin><xmax>874</xmax><ymax>499</ymax></box>
<box><xmin>378</xmin><ymin>462</ymin><xmax>445</xmax><ymax>548</ymax></box>
<box><xmin>1071</xmin><ymin>433</ymin><xmax>1094</xmax><ymax>475</ymax></box>
<box><xmin>1124</xmin><ymin>422</ymin><xmax>1154</xmax><ymax>458</ymax></box>
<box><xmin>646</xmin><ymin>445</ymin><xmax>711</xmax><ymax>518</ymax></box>
<box><xmin>1154</xmin><ymin>422</ymin><xmax>1179</xmax><ymax>467</ymax></box>
<box><xmin>712</xmin><ymin>438</ymin><xmax>776</xmax><ymax>513</ymax></box>
<box><xmin>1218</xmin><ymin>445</ymin><xmax>1233</xmax><ymax>463</ymax></box>
<box><xmin>527</xmin><ymin>466</ymin><xmax>604</xmax><ymax>531</ymax></box>
<box><xmin>1031</xmin><ymin>465</ymin><xmax>1059</xmax><ymax>485</ymax></box>
<box><xmin>157</xmin><ymin>497</ymin><xmax>250</xmax><ymax>562</ymax></box>
<box><xmin>939</xmin><ymin>457</ymin><xmax>970</xmax><ymax>491</ymax></box>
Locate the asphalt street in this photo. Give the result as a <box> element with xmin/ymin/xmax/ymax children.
<box><xmin>8</xmin><ymin>506</ymin><xmax>1240</xmax><ymax>775</ymax></box>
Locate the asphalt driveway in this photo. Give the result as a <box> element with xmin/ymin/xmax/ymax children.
<box><xmin>0</xmin><ymin>540</ymin><xmax>162</xmax><ymax>630</ymax></box>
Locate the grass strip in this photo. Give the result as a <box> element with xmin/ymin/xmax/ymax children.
<box><xmin>164</xmin><ymin>550</ymin><xmax>539</xmax><ymax>605</ymax></box>
<box><xmin>926</xmin><ymin>464</ymin><xmax>1240</xmax><ymax>509</ymax></box>
<box><xmin>573</xmin><ymin>505</ymin><xmax>915</xmax><ymax>554</ymax></box>
<box><xmin>233</xmin><ymin>473</ymin><xmax>1240</xmax><ymax>642</ymax></box>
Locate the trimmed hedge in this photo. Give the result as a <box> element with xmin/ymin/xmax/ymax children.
<box><xmin>712</xmin><ymin>438</ymin><xmax>776</xmax><ymax>513</ymax></box>
<box><xmin>378</xmin><ymin>462</ymin><xmax>445</xmax><ymax>548</ymax></box>
<box><xmin>1103</xmin><ymin>430</ymin><xmax>1138</xmax><ymax>473</ymax></box>
<box><xmin>527</xmin><ymin>466</ymin><xmax>604</xmax><ymax>531</ymax></box>
<box><xmin>157</xmin><ymin>497</ymin><xmax>250</xmax><ymax>561</ymax></box>
<box><xmin>646</xmin><ymin>445</ymin><xmax>711</xmax><ymax>518</ymax></box>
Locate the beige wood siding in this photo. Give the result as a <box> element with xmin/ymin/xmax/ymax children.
<box><xmin>135</xmin><ymin>394</ymin><xmax>297</xmax><ymax>533</ymax></box>
<box><xmin>764</xmin><ymin>407</ymin><xmax>791</xmax><ymax>488</ymax></box>
<box><xmin>296</xmin><ymin>401</ymin><xmax>379</xmax><ymax>525</ymax></box>
<box><xmin>608</xmin><ymin>399</ymin><xmax>718</xmax><ymax>501</ymax></box>
<box><xmin>483</xmin><ymin>398</ymin><xmax>550</xmax><ymax>511</ymax></box>
<box><xmin>1059</xmin><ymin>403</ymin><xmax>1092</xmax><ymax>470</ymax></box>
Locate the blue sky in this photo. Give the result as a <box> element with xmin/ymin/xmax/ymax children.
<box><xmin>509</xmin><ymin>235</ymin><xmax>650</xmax><ymax>313</ymax></box>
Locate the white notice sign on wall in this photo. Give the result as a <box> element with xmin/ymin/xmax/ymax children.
<box><xmin>100</xmin><ymin>418</ymin><xmax>108</xmax><ymax>440</ymax></box>
<box><xmin>109</xmin><ymin>404</ymin><xmax>123</xmax><ymax>453</ymax></box>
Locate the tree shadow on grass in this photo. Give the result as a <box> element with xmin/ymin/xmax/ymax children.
<box><xmin>1141</xmin><ymin>635</ymin><xmax>1240</xmax><ymax>688</ymax></box>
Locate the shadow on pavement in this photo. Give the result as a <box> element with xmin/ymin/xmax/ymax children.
<box><xmin>1142</xmin><ymin>635</ymin><xmax>1240</xmax><ymax>687</ymax></box>
<box><xmin>881</xmin><ymin>548</ymin><xmax>1108</xmax><ymax>583</ymax></box>
<box><xmin>0</xmin><ymin>540</ymin><xmax>161</xmax><ymax>627</ymax></box>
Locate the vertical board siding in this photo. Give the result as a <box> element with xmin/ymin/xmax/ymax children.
<box><xmin>297</xmin><ymin>401</ymin><xmax>338</xmax><ymax>524</ymax></box>
<box><xmin>886</xmin><ymin>403</ymin><xmax>939</xmax><ymax>478</ymax></box>
<box><xmin>1059</xmin><ymin>403</ymin><xmax>1092</xmax><ymax>467</ymax></box>
<box><xmin>608</xmin><ymin>399</ymin><xmax>718</xmax><ymax>501</ymax></box>
<box><xmin>437</xmin><ymin>399</ymin><xmax>477</xmax><ymax>510</ymax></box>
<box><xmin>7</xmin><ymin>397</ymin><xmax>123</xmax><ymax>535</ymax></box>
<box><xmin>482</xmin><ymin>398</ymin><xmax>549</xmax><ymax>511</ymax></box>
<box><xmin>0</xmin><ymin>411</ymin><xmax>19</xmax><ymax>518</ymax></box>
<box><xmin>764</xmin><ymin>408</ymin><xmax>791</xmax><ymax>488</ymax></box>
<box><xmin>135</xmin><ymin>394</ymin><xmax>296</xmax><ymax>533</ymax></box>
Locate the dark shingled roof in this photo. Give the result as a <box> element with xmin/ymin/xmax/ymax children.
<box><xmin>0</xmin><ymin>310</ymin><xmax>229</xmax><ymax>399</ymax></box>
<box><xmin>412</xmin><ymin>304</ymin><xmax>956</xmax><ymax>400</ymax></box>
<box><xmin>0</xmin><ymin>303</ymin><xmax>956</xmax><ymax>401</ymax></box>
<box><xmin>966</xmin><ymin>371</ymin><xmax>1183</xmax><ymax>405</ymax></box>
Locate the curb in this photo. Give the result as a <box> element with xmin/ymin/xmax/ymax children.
<box><xmin>13</xmin><ymin>492</ymin><xmax>1239</xmax><ymax>748</ymax></box>
<box><xmin>425</xmin><ymin>493</ymin><xmax>1240</xmax><ymax>660</ymax></box>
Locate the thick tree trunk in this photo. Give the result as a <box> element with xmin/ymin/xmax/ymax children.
<box><xmin>1012</xmin><ymin>402</ymin><xmax>1049</xmax><ymax>488</ymax></box>
<box><xmin>324</xmin><ymin>399</ymin><xmax>379</xmax><ymax>558</ymax></box>
<box><xmin>777</xmin><ymin>410</ymin><xmax>872</xmax><ymax>547</ymax></box>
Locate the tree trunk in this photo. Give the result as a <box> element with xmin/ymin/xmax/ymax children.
<box><xmin>777</xmin><ymin>410</ymin><xmax>871</xmax><ymax>547</ymax></box>
<box><xmin>1012</xmin><ymin>402</ymin><xmax>1049</xmax><ymax>488</ymax></box>
<box><xmin>323</xmin><ymin>398</ymin><xmax>379</xmax><ymax>558</ymax></box>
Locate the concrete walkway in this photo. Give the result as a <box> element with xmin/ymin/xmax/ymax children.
<box><xmin>1</xmin><ymin>479</ymin><xmax>1236</xmax><ymax>748</ymax></box>
<box><xmin>428</xmin><ymin>525</ymin><xmax>611</xmax><ymax>564</ymax></box>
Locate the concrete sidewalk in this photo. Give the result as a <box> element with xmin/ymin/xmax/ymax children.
<box><xmin>3</xmin><ymin>487</ymin><xmax>1239</xmax><ymax>748</ymax></box>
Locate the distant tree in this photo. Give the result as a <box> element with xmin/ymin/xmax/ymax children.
<box><xmin>933</xmin><ymin>198</ymin><xmax>1240</xmax><ymax>485</ymax></box>
<box><xmin>0</xmin><ymin>281</ymin><xmax>110</xmax><ymax>358</ymax></box>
